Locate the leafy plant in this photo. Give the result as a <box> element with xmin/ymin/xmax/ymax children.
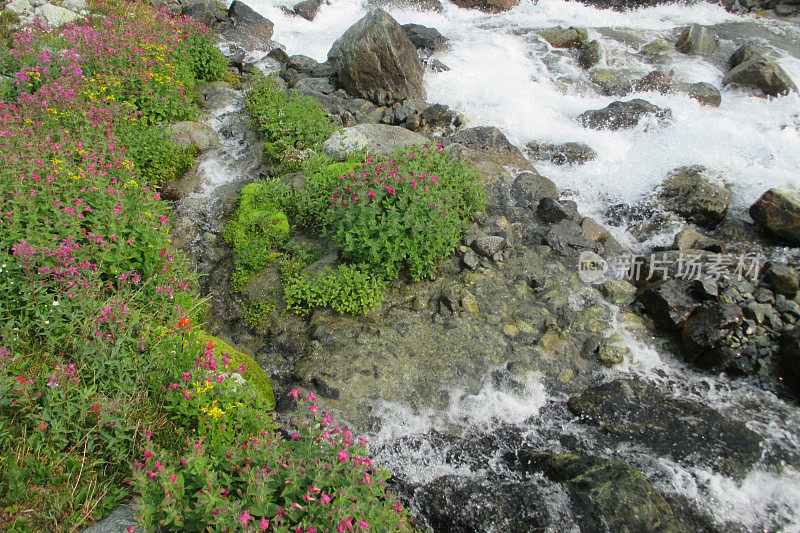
<box><xmin>328</xmin><ymin>144</ymin><xmax>484</xmax><ymax>280</ymax></box>
<box><xmin>246</xmin><ymin>74</ymin><xmax>336</xmax><ymax>164</ymax></box>
<box><xmin>284</xmin><ymin>264</ymin><xmax>385</xmax><ymax>316</ymax></box>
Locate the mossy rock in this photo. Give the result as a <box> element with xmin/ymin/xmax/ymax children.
<box><xmin>197</xmin><ymin>333</ymin><xmax>275</xmax><ymax>410</ymax></box>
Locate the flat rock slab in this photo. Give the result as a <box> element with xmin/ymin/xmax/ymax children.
<box><xmin>322</xmin><ymin>124</ymin><xmax>430</xmax><ymax>160</ymax></box>
<box><xmin>568</xmin><ymin>378</ymin><xmax>763</xmax><ymax>479</ymax></box>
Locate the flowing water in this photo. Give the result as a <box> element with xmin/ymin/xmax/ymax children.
<box><xmin>202</xmin><ymin>0</ymin><xmax>800</xmax><ymax>529</ymax></box>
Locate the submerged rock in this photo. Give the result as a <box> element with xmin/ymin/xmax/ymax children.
<box><xmin>508</xmin><ymin>451</ymin><xmax>683</xmax><ymax>532</ymax></box>
<box><xmin>578</xmin><ymin>40</ymin><xmax>603</xmax><ymax>69</ymax></box>
<box><xmin>728</xmin><ymin>44</ymin><xmax>762</xmax><ymax>70</ymax></box>
<box><xmin>685</xmin><ymin>82</ymin><xmax>721</xmax><ymax>107</ymax></box>
<box><xmin>328</xmin><ymin>9</ymin><xmax>425</xmax><ymax>105</ymax></box>
<box><xmin>568</xmin><ymin>378</ymin><xmax>764</xmax><ymax>479</ymax></box>
<box><xmin>322</xmin><ymin>124</ymin><xmax>429</xmax><ymax>160</ymax></box>
<box><xmin>538</xmin><ymin>26</ymin><xmax>589</xmax><ymax>49</ymax></box>
<box><xmin>749</xmin><ymin>187</ymin><xmax>800</xmax><ymax>244</ymax></box>
<box><xmin>525</xmin><ymin>140</ymin><xmax>597</xmax><ymax>165</ymax></box>
<box><xmin>723</xmin><ymin>57</ymin><xmax>798</xmax><ymax>97</ymax></box>
<box><xmin>452</xmin><ymin>0</ymin><xmax>520</xmax><ymax>12</ymax></box>
<box><xmin>658</xmin><ymin>165</ymin><xmax>731</xmax><ymax>228</ymax></box>
<box><xmin>578</xmin><ymin>99</ymin><xmax>672</xmax><ymax>130</ymax></box>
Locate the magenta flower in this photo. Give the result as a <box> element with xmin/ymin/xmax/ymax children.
<box><xmin>260</xmin><ymin>518</ymin><xmax>269</xmax><ymax>531</ymax></box>
<box><xmin>321</xmin><ymin>493</ymin><xmax>331</xmax><ymax>504</ymax></box>
<box><xmin>336</xmin><ymin>517</ymin><xmax>353</xmax><ymax>532</ymax></box>
<box><xmin>337</xmin><ymin>449</ymin><xmax>349</xmax><ymax>462</ymax></box>
<box><xmin>238</xmin><ymin>510</ymin><xmax>251</xmax><ymax>527</ymax></box>
<box><xmin>357</xmin><ymin>520</ymin><xmax>370</xmax><ymax>531</ymax></box>
<box><xmin>288</xmin><ymin>389</ymin><xmax>300</xmax><ymax>399</ymax></box>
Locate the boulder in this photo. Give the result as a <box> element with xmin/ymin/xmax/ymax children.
<box><xmin>686</xmin><ymin>82</ymin><xmax>721</xmax><ymax>107</ymax></box>
<box><xmin>675</xmin><ymin>24</ymin><xmax>717</xmax><ymax>55</ymax></box>
<box><xmin>401</xmin><ymin>23</ymin><xmax>448</xmax><ymax>53</ymax></box>
<box><xmin>415</xmin><ymin>475</ymin><xmax>550</xmax><ymax>532</ymax></box>
<box><xmin>537</xmin><ymin>197</ymin><xmax>577</xmax><ymax>223</ymax></box>
<box><xmin>327</xmin><ymin>9</ymin><xmax>424</xmax><ymax>106</ymax></box>
<box><xmin>578</xmin><ymin>40</ymin><xmax>603</xmax><ymax>69</ymax></box>
<box><xmin>322</xmin><ymin>124</ymin><xmax>429</xmax><ymax>160</ymax></box>
<box><xmin>168</xmin><ymin>121</ymin><xmax>220</xmax><ymax>152</ymax></box>
<box><xmin>367</xmin><ymin>0</ymin><xmax>444</xmax><ymax>11</ymax></box>
<box><xmin>538</xmin><ymin>26</ymin><xmax>589</xmax><ymax>49</ymax></box>
<box><xmin>452</xmin><ymin>0</ymin><xmax>520</xmax><ymax>11</ymax></box>
<box><xmin>419</xmin><ymin>103</ymin><xmax>456</xmax><ymax>129</ymax></box>
<box><xmin>749</xmin><ymin>187</ymin><xmax>800</xmax><ymax>244</ymax></box>
<box><xmin>637</xmin><ymin>279</ymin><xmax>700</xmax><ymax>330</ymax></box>
<box><xmin>510</xmin><ymin>171</ymin><xmax>559</xmax><ymax>209</ymax></box>
<box><xmin>578</xmin><ymin>99</ymin><xmax>672</xmax><ymax>130</ymax></box>
<box><xmin>225</xmin><ymin>1</ymin><xmax>275</xmax><ymax>49</ymax></box>
<box><xmin>775</xmin><ymin>3</ymin><xmax>800</xmax><ymax>16</ymax></box>
<box><xmin>293</xmin><ymin>0</ymin><xmax>323</xmax><ymax>21</ymax></box>
<box><xmin>658</xmin><ymin>165</ymin><xmax>730</xmax><ymax>227</ymax></box>
<box><xmin>728</xmin><ymin>44</ymin><xmax>762</xmax><ymax>70</ymax></box>
<box><xmin>182</xmin><ymin>0</ymin><xmax>226</xmax><ymax>27</ymax></box>
<box><xmin>567</xmin><ymin>378</ymin><xmax>764</xmax><ymax>479</ymax></box>
<box><xmin>762</xmin><ymin>261</ymin><xmax>799</xmax><ymax>297</ymax></box>
<box><xmin>34</xmin><ymin>3</ymin><xmax>80</xmax><ymax>27</ymax></box>
<box><xmin>632</xmin><ymin>70</ymin><xmax>672</xmax><ymax>93</ymax></box>
<box><xmin>508</xmin><ymin>451</ymin><xmax>681</xmax><ymax>532</ymax></box>
<box><xmin>723</xmin><ymin>57</ymin><xmax>798</xmax><ymax>97</ymax></box>
<box><xmin>779</xmin><ymin>326</ymin><xmax>800</xmax><ymax>395</ymax></box>
<box><xmin>545</xmin><ymin>219</ymin><xmax>599</xmax><ymax>256</ymax></box>
<box><xmin>525</xmin><ymin>140</ymin><xmax>597</xmax><ymax>165</ymax></box>
<box><xmin>682</xmin><ymin>302</ymin><xmax>744</xmax><ymax>353</ymax></box>
<box><xmin>286</xmin><ymin>54</ymin><xmax>318</xmax><ymax>74</ymax></box>
<box><xmin>449</xmin><ymin>126</ymin><xmax>531</xmax><ymax>168</ymax></box>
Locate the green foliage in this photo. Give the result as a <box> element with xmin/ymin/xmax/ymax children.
<box><xmin>328</xmin><ymin>144</ymin><xmax>484</xmax><ymax>280</ymax></box>
<box><xmin>284</xmin><ymin>264</ymin><xmax>384</xmax><ymax>316</ymax></box>
<box><xmin>182</xmin><ymin>31</ymin><xmax>228</xmax><ymax>82</ymax></box>
<box><xmin>134</xmin><ymin>393</ymin><xmax>410</xmax><ymax>532</ymax></box>
<box><xmin>117</xmin><ymin>118</ymin><xmax>197</xmax><ymax>184</ymax></box>
<box><xmin>246</xmin><ymin>74</ymin><xmax>336</xmax><ymax>163</ymax></box>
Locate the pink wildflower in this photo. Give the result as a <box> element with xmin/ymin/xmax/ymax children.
<box><xmin>238</xmin><ymin>510</ymin><xmax>251</xmax><ymax>527</ymax></box>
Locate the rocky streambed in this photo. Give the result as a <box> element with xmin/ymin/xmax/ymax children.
<box><xmin>76</xmin><ymin>0</ymin><xmax>800</xmax><ymax>530</ymax></box>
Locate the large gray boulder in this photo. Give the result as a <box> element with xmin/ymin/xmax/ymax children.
<box><xmin>750</xmin><ymin>187</ymin><xmax>800</xmax><ymax>244</ymax></box>
<box><xmin>659</xmin><ymin>165</ymin><xmax>731</xmax><ymax>227</ymax></box>
<box><xmin>578</xmin><ymin>99</ymin><xmax>672</xmax><ymax>130</ymax></box>
<box><xmin>224</xmin><ymin>1</ymin><xmax>275</xmax><ymax>49</ymax></box>
<box><xmin>168</xmin><ymin>121</ymin><xmax>220</xmax><ymax>152</ymax></box>
<box><xmin>327</xmin><ymin>9</ymin><xmax>424</xmax><ymax>106</ymax></box>
<box><xmin>723</xmin><ymin>57</ymin><xmax>798</xmax><ymax>97</ymax></box>
<box><xmin>449</xmin><ymin>126</ymin><xmax>531</xmax><ymax>168</ymax></box>
<box><xmin>322</xmin><ymin>124</ymin><xmax>429</xmax><ymax>160</ymax></box>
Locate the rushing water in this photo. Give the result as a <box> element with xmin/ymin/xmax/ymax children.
<box><xmin>211</xmin><ymin>0</ymin><xmax>800</xmax><ymax>529</ymax></box>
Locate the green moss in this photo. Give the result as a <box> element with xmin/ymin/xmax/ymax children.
<box><xmin>197</xmin><ymin>333</ymin><xmax>275</xmax><ymax>410</ymax></box>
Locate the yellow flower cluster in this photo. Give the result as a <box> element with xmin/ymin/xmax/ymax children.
<box><xmin>82</xmin><ymin>75</ymin><xmax>121</xmax><ymax>102</ymax></box>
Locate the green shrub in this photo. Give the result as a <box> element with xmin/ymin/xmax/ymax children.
<box><xmin>246</xmin><ymin>74</ymin><xmax>336</xmax><ymax>163</ymax></box>
<box><xmin>117</xmin><ymin>118</ymin><xmax>197</xmax><ymax>184</ymax></box>
<box><xmin>284</xmin><ymin>263</ymin><xmax>384</xmax><ymax>316</ymax></box>
<box><xmin>182</xmin><ymin>31</ymin><xmax>228</xmax><ymax>82</ymax></box>
<box><xmin>134</xmin><ymin>392</ymin><xmax>410</xmax><ymax>532</ymax></box>
<box><xmin>328</xmin><ymin>144</ymin><xmax>484</xmax><ymax>280</ymax></box>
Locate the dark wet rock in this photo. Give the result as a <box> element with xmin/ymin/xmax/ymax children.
<box><xmin>327</xmin><ymin>9</ymin><xmax>424</xmax><ymax>106</ymax></box>
<box><xmin>293</xmin><ymin>0</ymin><xmax>322</xmax><ymax>20</ymax></box>
<box><xmin>578</xmin><ymin>39</ymin><xmax>603</xmax><ymax>69</ymax></box>
<box><xmin>686</xmin><ymin>82</ymin><xmax>722</xmax><ymax>107</ymax></box>
<box><xmin>659</xmin><ymin>165</ymin><xmax>731</xmax><ymax>228</ymax></box>
<box><xmin>682</xmin><ymin>302</ymin><xmax>744</xmax><ymax>352</ymax></box>
<box><xmin>452</xmin><ymin>0</ymin><xmax>520</xmax><ymax>12</ymax></box>
<box><xmin>723</xmin><ymin>57</ymin><xmax>798</xmax><ymax>97</ymax></box>
<box><xmin>322</xmin><ymin>124</ymin><xmax>429</xmax><ymax>160</ymax></box>
<box><xmin>510</xmin><ymin>171</ymin><xmax>559</xmax><ymax>209</ymax></box>
<box><xmin>750</xmin><ymin>187</ymin><xmax>800</xmax><ymax>244</ymax></box>
<box><xmin>420</xmin><ymin>103</ymin><xmax>456</xmax><ymax>129</ymax></box>
<box><xmin>633</xmin><ymin>70</ymin><xmax>672</xmax><ymax>93</ymax></box>
<box><xmin>728</xmin><ymin>44</ymin><xmax>762</xmax><ymax>70</ymax></box>
<box><xmin>545</xmin><ymin>219</ymin><xmax>599</xmax><ymax>256</ymax></box>
<box><xmin>779</xmin><ymin>327</ymin><xmax>800</xmax><ymax>395</ymax></box>
<box><xmin>525</xmin><ymin>140</ymin><xmax>597</xmax><ymax>165</ymax></box>
<box><xmin>508</xmin><ymin>450</ymin><xmax>682</xmax><ymax>532</ymax></box>
<box><xmin>762</xmin><ymin>262</ymin><xmax>800</xmax><ymax>297</ymax></box>
<box><xmin>415</xmin><ymin>475</ymin><xmax>550</xmax><ymax>532</ymax></box>
<box><xmin>267</xmin><ymin>47</ymin><xmax>290</xmax><ymax>64</ymax></box>
<box><xmin>568</xmin><ymin>378</ymin><xmax>764</xmax><ymax>479</ymax></box>
<box><xmin>538</xmin><ymin>26</ymin><xmax>589</xmax><ymax>49</ymax></box>
<box><xmin>427</xmin><ymin>58</ymin><xmax>450</xmax><ymax>72</ymax></box>
<box><xmin>537</xmin><ymin>197</ymin><xmax>577</xmax><ymax>224</ymax></box>
<box><xmin>294</xmin><ymin>77</ymin><xmax>337</xmax><ymax>98</ymax></box>
<box><xmin>589</xmin><ymin>68</ymin><xmax>635</xmax><ymax>96</ymax></box>
<box><xmin>675</xmin><ymin>24</ymin><xmax>717</xmax><ymax>55</ymax></box>
<box><xmin>310</xmin><ymin>61</ymin><xmax>337</xmax><ymax>78</ymax></box>
<box><xmin>450</xmin><ymin>126</ymin><xmax>531</xmax><ymax>169</ymax></box>
<box><xmin>402</xmin><ymin>23</ymin><xmax>448</xmax><ymax>53</ymax></box>
<box><xmin>637</xmin><ymin>279</ymin><xmax>700</xmax><ymax>330</ymax></box>
<box><xmin>168</xmin><ymin>121</ymin><xmax>220</xmax><ymax>152</ymax></box>
<box><xmin>368</xmin><ymin>0</ymin><xmax>445</xmax><ymax>11</ymax></box>
<box><xmin>578</xmin><ymin>99</ymin><xmax>673</xmax><ymax>130</ymax></box>
<box><xmin>225</xmin><ymin>1</ymin><xmax>275</xmax><ymax>49</ymax></box>
<box><xmin>286</xmin><ymin>54</ymin><xmax>318</xmax><ymax>74</ymax></box>
<box><xmin>344</xmin><ymin>98</ymin><xmax>384</xmax><ymax>124</ymax></box>
<box><xmin>393</xmin><ymin>99</ymin><xmax>423</xmax><ymax>124</ymax></box>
